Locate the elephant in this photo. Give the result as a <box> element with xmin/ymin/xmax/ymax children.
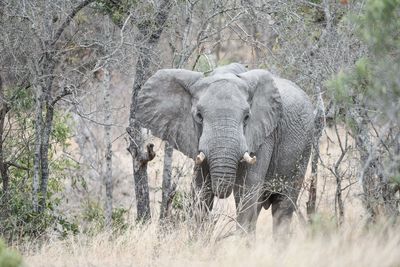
<box><xmin>137</xmin><ymin>63</ymin><xmax>314</xmax><ymax>236</ymax></box>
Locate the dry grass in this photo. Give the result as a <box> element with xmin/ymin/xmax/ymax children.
<box><xmin>23</xmin><ymin>127</ymin><xmax>400</xmax><ymax>267</ymax></box>
<box><xmin>24</xmin><ymin>215</ymin><xmax>400</xmax><ymax>267</ymax></box>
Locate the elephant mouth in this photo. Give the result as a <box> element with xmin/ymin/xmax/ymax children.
<box><xmin>211</xmin><ymin>177</ymin><xmax>234</xmax><ymax>199</ymax></box>
<box><xmin>208</xmin><ymin>154</ymin><xmax>238</xmax><ymax>199</ymax></box>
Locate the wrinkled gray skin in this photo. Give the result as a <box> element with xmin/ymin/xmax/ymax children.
<box><xmin>137</xmin><ymin>63</ymin><xmax>314</xmax><ymax>235</ymax></box>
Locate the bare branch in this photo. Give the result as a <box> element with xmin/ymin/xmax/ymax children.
<box><xmin>51</xmin><ymin>0</ymin><xmax>95</xmax><ymax>46</ymax></box>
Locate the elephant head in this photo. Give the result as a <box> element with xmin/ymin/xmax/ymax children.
<box><xmin>137</xmin><ymin>63</ymin><xmax>282</xmax><ymax>198</ymax></box>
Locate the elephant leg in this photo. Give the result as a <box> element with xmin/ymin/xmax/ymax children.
<box><xmin>272</xmin><ymin>143</ymin><xmax>312</xmax><ymax>239</ymax></box>
<box><xmin>234</xmin><ymin>177</ymin><xmax>263</xmax><ymax>235</ymax></box>
<box><xmin>235</xmin><ymin>140</ymin><xmax>274</xmax><ymax>235</ymax></box>
<box><xmin>271</xmin><ymin>195</ymin><xmax>295</xmax><ymax>239</ymax></box>
<box><xmin>191</xmin><ymin>163</ymin><xmax>214</xmax><ymax>226</ymax></box>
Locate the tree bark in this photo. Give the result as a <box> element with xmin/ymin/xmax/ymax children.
<box><xmin>0</xmin><ymin>75</ymin><xmax>10</xmax><ymax>203</ymax></box>
<box><xmin>33</xmin><ymin>85</ymin><xmax>43</xmax><ymax>212</ymax></box>
<box><xmin>38</xmin><ymin>100</ymin><xmax>55</xmax><ymax>212</ymax></box>
<box><xmin>307</xmin><ymin>86</ymin><xmax>325</xmax><ymax>220</ymax></box>
<box><xmin>305</xmin><ymin>0</ymin><xmax>331</xmax><ymax>221</ymax></box>
<box><xmin>307</xmin><ymin>151</ymin><xmax>318</xmax><ymax>218</ymax></box>
<box><xmin>103</xmin><ymin>68</ymin><xmax>113</xmax><ymax>228</ymax></box>
<box><xmin>160</xmin><ymin>142</ymin><xmax>174</xmax><ymax>221</ymax></box>
<box><xmin>335</xmin><ymin>164</ymin><xmax>345</xmax><ymax>225</ymax></box>
<box><xmin>32</xmin><ymin>0</ymin><xmax>94</xmax><ymax>212</ymax></box>
<box><xmin>127</xmin><ymin>0</ymin><xmax>172</xmax><ymax>222</ymax></box>
<box><xmin>159</xmin><ymin>2</ymin><xmax>195</xmax><ymax>222</ymax></box>
<box><xmin>349</xmin><ymin>100</ymin><xmax>385</xmax><ymax>222</ymax></box>
<box><xmin>332</xmin><ymin>122</ymin><xmax>348</xmax><ymax>226</ymax></box>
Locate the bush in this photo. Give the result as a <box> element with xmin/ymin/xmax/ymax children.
<box><xmin>0</xmin><ymin>239</ymin><xmax>22</xmax><ymax>267</ymax></box>
<box><xmin>0</xmin><ymin>87</ymin><xmax>79</xmax><ymax>242</ymax></box>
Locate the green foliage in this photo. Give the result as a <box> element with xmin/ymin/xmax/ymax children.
<box><xmin>0</xmin><ymin>87</ymin><xmax>78</xmax><ymax>242</ymax></box>
<box><xmin>308</xmin><ymin>213</ymin><xmax>338</xmax><ymax>237</ymax></box>
<box><xmin>112</xmin><ymin>207</ymin><xmax>129</xmax><ymax>230</ymax></box>
<box><xmin>52</xmin><ymin>113</ymin><xmax>73</xmax><ymax>145</ymax></box>
<box><xmin>94</xmin><ymin>0</ymin><xmax>135</xmax><ymax>26</ymax></box>
<box><xmin>0</xmin><ymin>240</ymin><xmax>22</xmax><ymax>267</ymax></box>
<box><xmin>171</xmin><ymin>190</ymin><xmax>191</xmax><ymax>222</ymax></box>
<box><xmin>6</xmin><ymin>87</ymin><xmax>35</xmax><ymax>113</ymax></box>
<box><xmin>392</xmin><ymin>174</ymin><xmax>400</xmax><ymax>186</ymax></box>
<box><xmin>328</xmin><ymin>0</ymin><xmax>400</xmax><ymax>112</ymax></box>
<box><xmin>81</xmin><ymin>199</ymin><xmax>129</xmax><ymax>234</ymax></box>
<box><xmin>94</xmin><ymin>0</ymin><xmax>155</xmax><ymax>29</ymax></box>
<box><xmin>82</xmin><ymin>199</ymin><xmax>104</xmax><ymax>228</ymax></box>
<box><xmin>358</xmin><ymin>0</ymin><xmax>400</xmax><ymax>54</ymax></box>
<box><xmin>327</xmin><ymin>0</ymin><xmax>400</xmax><ymax>198</ymax></box>
<box><xmin>172</xmin><ymin>190</ymin><xmax>186</xmax><ymax>211</ymax></box>
<box><xmin>327</xmin><ymin>58</ymin><xmax>372</xmax><ymax>104</ymax></box>
<box><xmin>193</xmin><ymin>55</ymin><xmax>215</xmax><ymax>74</ymax></box>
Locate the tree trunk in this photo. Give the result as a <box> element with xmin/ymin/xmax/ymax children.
<box><xmin>103</xmin><ymin>68</ymin><xmax>113</xmax><ymax>228</ymax></box>
<box><xmin>32</xmin><ymin>0</ymin><xmax>94</xmax><ymax>213</ymax></box>
<box><xmin>0</xmin><ymin>75</ymin><xmax>10</xmax><ymax>204</ymax></box>
<box><xmin>307</xmin><ymin>86</ymin><xmax>325</xmax><ymax>220</ymax></box>
<box><xmin>38</xmin><ymin>56</ymin><xmax>57</xmax><ymax>212</ymax></box>
<box><xmin>349</xmin><ymin>101</ymin><xmax>381</xmax><ymax>222</ymax></box>
<box><xmin>127</xmin><ymin>58</ymin><xmax>153</xmax><ymax>222</ymax></box>
<box><xmin>160</xmin><ymin>2</ymin><xmax>195</xmax><ymax>221</ymax></box>
<box><xmin>34</xmin><ymin>74</ymin><xmax>57</xmax><ymax>212</ymax></box>
<box><xmin>307</xmin><ymin>151</ymin><xmax>318</xmax><ymax>218</ymax></box>
<box><xmin>32</xmin><ymin>85</ymin><xmax>43</xmax><ymax>212</ymax></box>
<box><xmin>160</xmin><ymin>142</ymin><xmax>174</xmax><ymax>221</ymax></box>
<box><xmin>38</xmin><ymin>98</ymin><xmax>55</xmax><ymax>212</ymax></box>
<box><xmin>127</xmin><ymin>0</ymin><xmax>172</xmax><ymax>222</ymax></box>
<box><xmin>335</xmin><ymin>167</ymin><xmax>345</xmax><ymax>225</ymax></box>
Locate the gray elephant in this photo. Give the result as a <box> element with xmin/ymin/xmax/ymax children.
<box><xmin>137</xmin><ymin>63</ymin><xmax>314</xmax><ymax>236</ymax></box>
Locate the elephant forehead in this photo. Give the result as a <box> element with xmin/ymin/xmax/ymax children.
<box><xmin>202</xmin><ymin>81</ymin><xmax>247</xmax><ymax>101</ymax></box>
<box><xmin>200</xmin><ymin>89</ymin><xmax>248</xmax><ymax>111</ymax></box>
<box><xmin>196</xmin><ymin>75</ymin><xmax>247</xmax><ymax>91</ymax></box>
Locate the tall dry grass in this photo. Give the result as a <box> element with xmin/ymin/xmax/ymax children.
<box><xmin>24</xmin><ymin>214</ymin><xmax>400</xmax><ymax>267</ymax></box>
<box><xmin>22</xmin><ymin>126</ymin><xmax>400</xmax><ymax>267</ymax></box>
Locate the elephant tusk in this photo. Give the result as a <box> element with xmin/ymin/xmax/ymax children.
<box><xmin>195</xmin><ymin>152</ymin><xmax>206</xmax><ymax>165</ymax></box>
<box><xmin>241</xmin><ymin>152</ymin><xmax>256</xmax><ymax>164</ymax></box>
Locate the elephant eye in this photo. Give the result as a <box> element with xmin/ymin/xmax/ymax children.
<box><xmin>243</xmin><ymin>113</ymin><xmax>250</xmax><ymax>126</ymax></box>
<box><xmin>195</xmin><ymin>112</ymin><xmax>203</xmax><ymax>124</ymax></box>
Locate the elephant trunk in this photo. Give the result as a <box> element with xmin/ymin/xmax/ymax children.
<box><xmin>209</xmin><ymin>165</ymin><xmax>237</xmax><ymax>198</ymax></box>
<box><xmin>207</xmin><ymin>137</ymin><xmax>241</xmax><ymax>199</ymax></box>
<box><xmin>199</xmin><ymin>118</ymin><xmax>248</xmax><ymax>199</ymax></box>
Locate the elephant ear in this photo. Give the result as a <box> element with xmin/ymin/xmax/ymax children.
<box><xmin>137</xmin><ymin>69</ymin><xmax>203</xmax><ymax>159</ymax></box>
<box><xmin>238</xmin><ymin>70</ymin><xmax>282</xmax><ymax>153</ymax></box>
